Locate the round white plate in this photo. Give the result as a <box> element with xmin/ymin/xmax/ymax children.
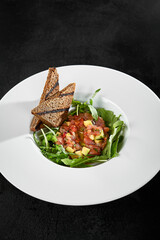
<box><xmin>0</xmin><ymin>65</ymin><xmax>160</xmax><ymax>205</ymax></box>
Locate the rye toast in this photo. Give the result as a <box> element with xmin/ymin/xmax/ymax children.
<box><xmin>30</xmin><ymin>67</ymin><xmax>59</xmax><ymax>131</ymax></box>
<box><xmin>31</xmin><ymin>83</ymin><xmax>75</xmax><ymax>127</ymax></box>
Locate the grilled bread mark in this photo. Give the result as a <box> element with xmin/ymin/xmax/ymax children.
<box><xmin>30</xmin><ymin>67</ymin><xmax>59</xmax><ymax>131</ymax></box>
<box><xmin>41</xmin><ymin>68</ymin><xmax>59</xmax><ymax>101</ymax></box>
<box><xmin>36</xmin><ymin>108</ymin><xmax>69</xmax><ymax>115</ymax></box>
<box><xmin>45</xmin><ymin>79</ymin><xmax>59</xmax><ymax>100</ymax></box>
<box><xmin>60</xmin><ymin>91</ymin><xmax>74</xmax><ymax>97</ymax></box>
<box><xmin>31</xmin><ymin>83</ymin><xmax>75</xmax><ymax>127</ymax></box>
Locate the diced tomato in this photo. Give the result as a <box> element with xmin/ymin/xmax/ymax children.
<box><xmin>84</xmin><ymin>136</ymin><xmax>95</xmax><ymax>145</ymax></box>
<box><xmin>94</xmin><ymin>140</ymin><xmax>103</xmax><ymax>148</ymax></box>
<box><xmin>69</xmin><ymin>125</ymin><xmax>77</xmax><ymax>133</ymax></box>
<box><xmin>56</xmin><ymin>136</ymin><xmax>64</xmax><ymax>145</ymax></box>
<box><xmin>82</xmin><ymin>113</ymin><xmax>93</xmax><ymax>120</ymax></box>
<box><xmin>78</xmin><ymin>130</ymin><xmax>84</xmax><ymax>142</ymax></box>
<box><xmin>86</xmin><ymin>145</ymin><xmax>101</xmax><ymax>155</ymax></box>
<box><xmin>74</xmin><ymin>143</ymin><xmax>82</xmax><ymax>151</ymax></box>
<box><xmin>68</xmin><ymin>115</ymin><xmax>73</xmax><ymax>121</ymax></box>
<box><xmin>104</xmin><ymin>127</ymin><xmax>109</xmax><ymax>133</ymax></box>
<box><xmin>75</xmin><ymin>138</ymin><xmax>80</xmax><ymax>143</ymax></box>
<box><xmin>62</xmin><ymin>133</ymin><xmax>66</xmax><ymax>138</ymax></box>
<box><xmin>79</xmin><ymin>118</ymin><xmax>84</xmax><ymax>127</ymax></box>
<box><xmin>94</xmin><ymin>138</ymin><xmax>107</xmax><ymax>149</ymax></box>
<box><xmin>86</xmin><ymin>125</ymin><xmax>102</xmax><ymax>136</ymax></box>
<box><xmin>89</xmin><ymin>149</ymin><xmax>100</xmax><ymax>155</ymax></box>
<box><xmin>95</xmin><ymin>117</ymin><xmax>105</xmax><ymax>127</ymax></box>
<box><xmin>70</xmin><ymin>119</ymin><xmax>75</xmax><ymax>125</ymax></box>
<box><xmin>74</xmin><ymin>120</ymin><xmax>81</xmax><ymax>127</ymax></box>
<box><xmin>101</xmin><ymin>137</ymin><xmax>107</xmax><ymax>150</ymax></box>
<box><xmin>58</xmin><ymin>113</ymin><xmax>108</xmax><ymax>156</ymax></box>
<box><xmin>60</xmin><ymin>126</ymin><xmax>69</xmax><ymax>133</ymax></box>
<box><xmin>69</xmin><ymin>113</ymin><xmax>93</xmax><ymax>121</ymax></box>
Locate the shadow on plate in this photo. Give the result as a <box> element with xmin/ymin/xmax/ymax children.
<box><xmin>0</xmin><ymin>100</ymin><xmax>38</xmax><ymax>143</ymax></box>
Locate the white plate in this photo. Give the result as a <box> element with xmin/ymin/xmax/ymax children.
<box><xmin>0</xmin><ymin>65</ymin><xmax>160</xmax><ymax>205</ymax></box>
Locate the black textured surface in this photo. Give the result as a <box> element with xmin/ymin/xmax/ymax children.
<box><xmin>0</xmin><ymin>0</ymin><xmax>160</xmax><ymax>239</ymax></box>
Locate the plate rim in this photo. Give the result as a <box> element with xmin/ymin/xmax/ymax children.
<box><xmin>0</xmin><ymin>64</ymin><xmax>160</xmax><ymax>205</ymax></box>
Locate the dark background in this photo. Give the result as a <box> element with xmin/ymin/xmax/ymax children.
<box><xmin>0</xmin><ymin>0</ymin><xmax>160</xmax><ymax>239</ymax></box>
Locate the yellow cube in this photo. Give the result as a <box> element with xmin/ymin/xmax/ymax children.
<box><xmin>66</xmin><ymin>133</ymin><xmax>71</xmax><ymax>138</ymax></box>
<box><xmin>95</xmin><ymin>130</ymin><xmax>104</xmax><ymax>140</ymax></box>
<box><xmin>84</xmin><ymin>120</ymin><xmax>92</xmax><ymax>127</ymax></box>
<box><xmin>75</xmin><ymin>150</ymin><xmax>83</xmax><ymax>157</ymax></box>
<box><xmin>95</xmin><ymin>139</ymin><xmax>103</xmax><ymax>144</ymax></box>
<box><xmin>82</xmin><ymin>147</ymin><xmax>90</xmax><ymax>155</ymax></box>
<box><xmin>66</xmin><ymin>147</ymin><xmax>75</xmax><ymax>153</ymax></box>
<box><xmin>65</xmin><ymin>121</ymin><xmax>70</xmax><ymax>126</ymax></box>
<box><xmin>89</xmin><ymin>135</ymin><xmax>94</xmax><ymax>140</ymax></box>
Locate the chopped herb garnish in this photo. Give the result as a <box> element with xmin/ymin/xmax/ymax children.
<box><xmin>94</xmin><ymin>148</ymin><xmax>99</xmax><ymax>152</ymax></box>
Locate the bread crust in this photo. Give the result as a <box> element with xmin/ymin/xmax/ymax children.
<box><xmin>31</xmin><ymin>83</ymin><xmax>75</xmax><ymax>127</ymax></box>
<box><xmin>30</xmin><ymin>67</ymin><xmax>59</xmax><ymax>131</ymax></box>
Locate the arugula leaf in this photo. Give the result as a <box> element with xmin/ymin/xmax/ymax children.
<box><xmin>101</xmin><ymin>110</ymin><xmax>125</xmax><ymax>159</ymax></box>
<box><xmin>41</xmin><ymin>129</ymin><xmax>49</xmax><ymax>148</ymax></box>
<box><xmin>71</xmin><ymin>99</ymin><xmax>82</xmax><ymax>106</ymax></box>
<box><xmin>61</xmin><ymin>158</ymin><xmax>73</xmax><ymax>166</ymax></box>
<box><xmin>111</xmin><ymin>137</ymin><xmax>119</xmax><ymax>158</ymax></box>
<box><xmin>117</xmin><ymin>135</ymin><xmax>125</xmax><ymax>153</ymax></box>
<box><xmin>90</xmin><ymin>88</ymin><xmax>101</xmax><ymax>101</ymax></box>
<box><xmin>75</xmin><ymin>163</ymin><xmax>93</xmax><ymax>168</ymax></box>
<box><xmin>43</xmin><ymin>124</ymin><xmax>58</xmax><ymax>142</ymax></box>
<box><xmin>102</xmin><ymin>141</ymin><xmax>111</xmax><ymax>159</ymax></box>
<box><xmin>70</xmin><ymin>99</ymin><xmax>89</xmax><ymax>116</ymax></box>
<box><xmin>33</xmin><ymin>132</ymin><xmax>41</xmax><ymax>147</ymax></box>
<box><xmin>61</xmin><ymin>155</ymin><xmax>108</xmax><ymax>167</ymax></box>
<box><xmin>88</xmin><ymin>105</ymin><xmax>98</xmax><ymax>121</ymax></box>
<box><xmin>89</xmin><ymin>88</ymin><xmax>101</xmax><ymax>105</ymax></box>
<box><xmin>97</xmin><ymin>108</ymin><xmax>120</xmax><ymax>130</ymax></box>
<box><xmin>89</xmin><ymin>99</ymin><xmax>93</xmax><ymax>105</ymax></box>
<box><xmin>76</xmin><ymin>104</ymin><xmax>79</xmax><ymax>115</ymax></box>
<box><xmin>33</xmin><ymin>127</ymin><xmax>70</xmax><ymax>165</ymax></box>
<box><xmin>70</xmin><ymin>155</ymin><xmax>107</xmax><ymax>167</ymax></box>
<box><xmin>70</xmin><ymin>89</ymin><xmax>101</xmax><ymax>120</ymax></box>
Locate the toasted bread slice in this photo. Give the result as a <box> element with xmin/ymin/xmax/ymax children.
<box><xmin>31</xmin><ymin>83</ymin><xmax>75</xmax><ymax>127</ymax></box>
<box><xmin>40</xmin><ymin>67</ymin><xmax>59</xmax><ymax>101</ymax></box>
<box><xmin>30</xmin><ymin>67</ymin><xmax>59</xmax><ymax>131</ymax></box>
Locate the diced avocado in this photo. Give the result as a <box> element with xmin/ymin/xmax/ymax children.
<box><xmin>82</xmin><ymin>147</ymin><xmax>90</xmax><ymax>155</ymax></box>
<box><xmin>66</xmin><ymin>146</ymin><xmax>75</xmax><ymax>153</ymax></box>
<box><xmin>66</xmin><ymin>133</ymin><xmax>71</xmax><ymax>138</ymax></box>
<box><xmin>95</xmin><ymin>139</ymin><xmax>103</xmax><ymax>144</ymax></box>
<box><xmin>65</xmin><ymin>121</ymin><xmax>70</xmax><ymax>126</ymax></box>
<box><xmin>84</xmin><ymin>120</ymin><xmax>92</xmax><ymax>127</ymax></box>
<box><xmin>95</xmin><ymin>129</ymin><xmax>104</xmax><ymax>140</ymax></box>
<box><xmin>89</xmin><ymin>134</ymin><xmax>94</xmax><ymax>140</ymax></box>
<box><xmin>75</xmin><ymin>150</ymin><xmax>83</xmax><ymax>157</ymax></box>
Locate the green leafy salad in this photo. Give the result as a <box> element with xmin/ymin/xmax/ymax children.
<box><xmin>33</xmin><ymin>89</ymin><xmax>125</xmax><ymax>168</ymax></box>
